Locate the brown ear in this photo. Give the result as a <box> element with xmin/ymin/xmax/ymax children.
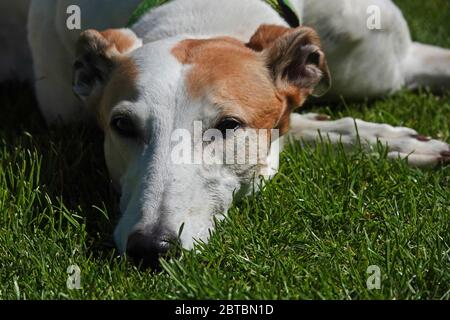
<box><xmin>247</xmin><ymin>25</ymin><xmax>331</xmax><ymax>103</ymax></box>
<box><xmin>73</xmin><ymin>28</ymin><xmax>142</xmax><ymax>101</ymax></box>
<box><xmin>247</xmin><ymin>24</ymin><xmax>293</xmax><ymax>51</ymax></box>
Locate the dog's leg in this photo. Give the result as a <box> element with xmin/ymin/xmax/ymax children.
<box><xmin>288</xmin><ymin>113</ymin><xmax>450</xmax><ymax>167</ymax></box>
<box><xmin>403</xmin><ymin>42</ymin><xmax>450</xmax><ymax>92</ymax></box>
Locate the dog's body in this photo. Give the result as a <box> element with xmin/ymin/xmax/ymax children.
<box><xmin>2</xmin><ymin>0</ymin><xmax>450</xmax><ymax>266</ymax></box>
<box><xmin>7</xmin><ymin>0</ymin><xmax>448</xmax><ymax>114</ymax></box>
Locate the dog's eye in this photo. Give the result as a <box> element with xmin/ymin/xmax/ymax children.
<box><xmin>111</xmin><ymin>116</ymin><xmax>138</xmax><ymax>138</ymax></box>
<box><xmin>215</xmin><ymin>118</ymin><xmax>242</xmax><ymax>137</ymax></box>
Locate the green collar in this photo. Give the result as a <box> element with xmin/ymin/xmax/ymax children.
<box><xmin>266</xmin><ymin>0</ymin><xmax>301</xmax><ymax>27</ymax></box>
<box><xmin>128</xmin><ymin>0</ymin><xmax>301</xmax><ymax>28</ymax></box>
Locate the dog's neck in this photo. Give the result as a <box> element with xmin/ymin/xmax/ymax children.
<box><xmin>128</xmin><ymin>0</ymin><xmax>302</xmax><ymax>28</ymax></box>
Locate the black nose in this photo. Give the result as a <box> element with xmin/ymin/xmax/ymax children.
<box><xmin>126</xmin><ymin>230</ymin><xmax>177</xmax><ymax>269</ymax></box>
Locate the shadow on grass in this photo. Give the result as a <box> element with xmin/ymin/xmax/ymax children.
<box><xmin>0</xmin><ymin>81</ymin><xmax>120</xmax><ymax>259</ymax></box>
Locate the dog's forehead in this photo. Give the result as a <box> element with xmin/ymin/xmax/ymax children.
<box><xmin>171</xmin><ymin>37</ymin><xmax>271</xmax><ymax>98</ymax></box>
<box><xmin>130</xmin><ymin>39</ymin><xmax>185</xmax><ymax>94</ymax></box>
<box><xmin>171</xmin><ymin>37</ymin><xmax>286</xmax><ymax>129</ymax></box>
<box><xmin>102</xmin><ymin>37</ymin><xmax>287</xmax><ymax>131</ymax></box>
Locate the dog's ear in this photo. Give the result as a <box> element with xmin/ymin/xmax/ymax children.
<box><xmin>247</xmin><ymin>25</ymin><xmax>331</xmax><ymax>105</ymax></box>
<box><xmin>73</xmin><ymin>28</ymin><xmax>142</xmax><ymax>102</ymax></box>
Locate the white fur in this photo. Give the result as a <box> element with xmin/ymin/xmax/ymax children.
<box><xmin>133</xmin><ymin>0</ymin><xmax>288</xmax><ymax>42</ymax></box>
<box><xmin>2</xmin><ymin>0</ymin><xmax>450</xmax><ymax>253</ymax></box>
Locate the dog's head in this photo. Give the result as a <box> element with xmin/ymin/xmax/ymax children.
<box><xmin>72</xmin><ymin>24</ymin><xmax>330</xmax><ymax>267</ymax></box>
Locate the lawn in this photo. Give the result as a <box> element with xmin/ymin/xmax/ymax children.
<box><xmin>0</xmin><ymin>0</ymin><xmax>449</xmax><ymax>300</ymax></box>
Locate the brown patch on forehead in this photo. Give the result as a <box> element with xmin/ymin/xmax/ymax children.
<box><xmin>171</xmin><ymin>37</ymin><xmax>288</xmax><ymax>131</ymax></box>
<box><xmin>172</xmin><ymin>37</ymin><xmax>245</xmax><ymax>63</ymax></box>
<box><xmin>95</xmin><ymin>57</ymin><xmax>139</xmax><ymax>130</ymax></box>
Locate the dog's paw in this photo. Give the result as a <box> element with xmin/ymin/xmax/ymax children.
<box><xmin>289</xmin><ymin>113</ymin><xmax>450</xmax><ymax>167</ymax></box>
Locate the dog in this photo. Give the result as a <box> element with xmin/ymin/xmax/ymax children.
<box><xmin>2</xmin><ymin>0</ymin><xmax>449</xmax><ymax>267</ymax></box>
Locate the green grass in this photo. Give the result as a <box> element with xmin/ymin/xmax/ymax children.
<box><xmin>1</xmin><ymin>0</ymin><xmax>450</xmax><ymax>300</ymax></box>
